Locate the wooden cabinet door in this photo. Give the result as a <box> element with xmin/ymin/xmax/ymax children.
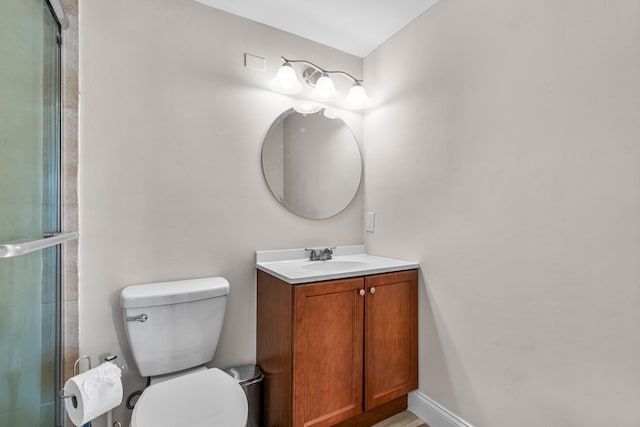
<box><xmin>364</xmin><ymin>270</ymin><xmax>418</xmax><ymax>410</ymax></box>
<box><xmin>292</xmin><ymin>277</ymin><xmax>365</xmax><ymax>427</ymax></box>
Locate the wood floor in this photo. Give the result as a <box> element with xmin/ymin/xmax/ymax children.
<box><xmin>371</xmin><ymin>411</ymin><xmax>429</xmax><ymax>427</ymax></box>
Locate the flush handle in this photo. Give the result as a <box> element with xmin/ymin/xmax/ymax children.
<box><xmin>126</xmin><ymin>313</ymin><xmax>148</xmax><ymax>322</ymax></box>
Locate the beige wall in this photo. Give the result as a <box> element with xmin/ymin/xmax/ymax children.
<box><xmin>79</xmin><ymin>0</ymin><xmax>363</xmax><ymax>424</ymax></box>
<box><xmin>80</xmin><ymin>0</ymin><xmax>640</xmax><ymax>425</ymax></box>
<box><xmin>364</xmin><ymin>0</ymin><xmax>640</xmax><ymax>426</ymax></box>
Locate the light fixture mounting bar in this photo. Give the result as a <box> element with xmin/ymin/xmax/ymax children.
<box><xmin>280</xmin><ymin>56</ymin><xmax>362</xmax><ymax>84</ymax></box>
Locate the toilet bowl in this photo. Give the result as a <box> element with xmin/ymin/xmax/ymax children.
<box><xmin>120</xmin><ymin>277</ymin><xmax>248</xmax><ymax>427</ymax></box>
<box><xmin>130</xmin><ymin>369</ymin><xmax>247</xmax><ymax>427</ymax></box>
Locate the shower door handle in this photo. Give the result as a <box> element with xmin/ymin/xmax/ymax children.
<box><xmin>0</xmin><ymin>231</ymin><xmax>79</xmax><ymax>258</ymax></box>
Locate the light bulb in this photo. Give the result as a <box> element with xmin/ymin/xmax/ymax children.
<box><xmin>343</xmin><ymin>83</ymin><xmax>372</xmax><ymax>110</ymax></box>
<box><xmin>293</xmin><ymin>103</ymin><xmax>323</xmax><ymax>115</ymax></box>
<box><xmin>269</xmin><ymin>63</ymin><xmax>303</xmax><ymax>94</ymax></box>
<box><xmin>309</xmin><ymin>73</ymin><xmax>339</xmax><ymax>101</ymax></box>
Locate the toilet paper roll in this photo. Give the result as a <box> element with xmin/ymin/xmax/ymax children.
<box><xmin>64</xmin><ymin>362</ymin><xmax>123</xmax><ymax>426</ymax></box>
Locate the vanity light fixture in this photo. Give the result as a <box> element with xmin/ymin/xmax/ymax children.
<box><xmin>268</xmin><ymin>62</ymin><xmax>303</xmax><ymax>94</ymax></box>
<box><xmin>343</xmin><ymin>82</ymin><xmax>372</xmax><ymax>110</ymax></box>
<box><xmin>309</xmin><ymin>73</ymin><xmax>339</xmax><ymax>101</ymax></box>
<box><xmin>270</xmin><ymin>56</ymin><xmax>372</xmax><ymax>110</ymax></box>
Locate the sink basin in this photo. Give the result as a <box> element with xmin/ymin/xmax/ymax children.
<box><xmin>256</xmin><ymin>245</ymin><xmax>419</xmax><ymax>284</ymax></box>
<box><xmin>301</xmin><ymin>260</ymin><xmax>371</xmax><ymax>272</ymax></box>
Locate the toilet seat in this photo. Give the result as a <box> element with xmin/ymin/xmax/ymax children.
<box><xmin>131</xmin><ymin>368</ymin><xmax>248</xmax><ymax>427</ymax></box>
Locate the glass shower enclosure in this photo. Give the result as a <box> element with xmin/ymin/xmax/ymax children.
<box><xmin>0</xmin><ymin>0</ymin><xmax>74</xmax><ymax>426</ymax></box>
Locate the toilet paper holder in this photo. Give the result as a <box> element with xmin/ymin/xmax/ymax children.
<box><xmin>58</xmin><ymin>355</ymin><xmax>93</xmax><ymax>399</ymax></box>
<box><xmin>58</xmin><ymin>355</ymin><xmax>125</xmax><ymax>399</ymax></box>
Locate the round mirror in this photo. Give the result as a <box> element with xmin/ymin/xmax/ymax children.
<box><xmin>261</xmin><ymin>108</ymin><xmax>362</xmax><ymax>219</ymax></box>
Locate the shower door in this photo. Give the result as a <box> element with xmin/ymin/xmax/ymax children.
<box><xmin>0</xmin><ymin>0</ymin><xmax>68</xmax><ymax>426</ymax></box>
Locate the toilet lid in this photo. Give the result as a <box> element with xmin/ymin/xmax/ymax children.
<box><xmin>131</xmin><ymin>368</ymin><xmax>248</xmax><ymax>427</ymax></box>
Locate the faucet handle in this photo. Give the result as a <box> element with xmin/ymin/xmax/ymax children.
<box><xmin>321</xmin><ymin>247</ymin><xmax>333</xmax><ymax>260</ymax></box>
<box><xmin>304</xmin><ymin>248</ymin><xmax>319</xmax><ymax>261</ymax></box>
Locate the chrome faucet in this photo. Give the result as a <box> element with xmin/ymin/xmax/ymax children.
<box><xmin>305</xmin><ymin>247</ymin><xmax>334</xmax><ymax>261</ymax></box>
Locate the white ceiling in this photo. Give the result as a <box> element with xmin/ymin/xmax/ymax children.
<box><xmin>193</xmin><ymin>0</ymin><xmax>441</xmax><ymax>57</ymax></box>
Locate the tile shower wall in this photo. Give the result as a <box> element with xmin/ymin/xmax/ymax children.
<box><xmin>60</xmin><ymin>0</ymin><xmax>79</xmax><ymax>426</ymax></box>
<box><xmin>79</xmin><ymin>0</ymin><xmax>363</xmax><ymax>425</ymax></box>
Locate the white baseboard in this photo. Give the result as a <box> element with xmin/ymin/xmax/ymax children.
<box><xmin>408</xmin><ymin>391</ymin><xmax>473</xmax><ymax>427</ymax></box>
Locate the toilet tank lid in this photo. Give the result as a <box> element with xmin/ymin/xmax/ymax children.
<box><xmin>120</xmin><ymin>277</ymin><xmax>229</xmax><ymax>308</ymax></box>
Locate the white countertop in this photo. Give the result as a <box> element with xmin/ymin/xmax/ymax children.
<box><xmin>256</xmin><ymin>245</ymin><xmax>419</xmax><ymax>284</ymax></box>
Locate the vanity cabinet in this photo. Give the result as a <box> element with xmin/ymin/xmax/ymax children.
<box><xmin>257</xmin><ymin>269</ymin><xmax>418</xmax><ymax>427</ymax></box>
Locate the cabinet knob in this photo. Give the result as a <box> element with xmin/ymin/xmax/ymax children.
<box><xmin>369</xmin><ymin>287</ymin><xmax>376</xmax><ymax>295</ymax></box>
<box><xmin>359</xmin><ymin>289</ymin><xmax>365</xmax><ymax>296</ymax></box>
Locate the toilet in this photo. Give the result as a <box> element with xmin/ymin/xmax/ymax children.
<box><xmin>120</xmin><ymin>277</ymin><xmax>248</xmax><ymax>427</ymax></box>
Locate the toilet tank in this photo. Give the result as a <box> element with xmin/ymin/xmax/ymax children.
<box><xmin>120</xmin><ymin>277</ymin><xmax>229</xmax><ymax>377</ymax></box>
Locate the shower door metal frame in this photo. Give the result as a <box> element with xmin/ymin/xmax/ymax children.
<box><xmin>46</xmin><ymin>1</ymin><xmax>66</xmax><ymax>425</ymax></box>
<box><xmin>48</xmin><ymin>0</ymin><xmax>69</xmax><ymax>29</ymax></box>
<box><xmin>46</xmin><ymin>1</ymin><xmax>65</xmax><ymax>424</ymax></box>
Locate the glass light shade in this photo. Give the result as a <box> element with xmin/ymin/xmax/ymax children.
<box><xmin>343</xmin><ymin>83</ymin><xmax>372</xmax><ymax>110</ymax></box>
<box><xmin>293</xmin><ymin>102</ymin><xmax>323</xmax><ymax>115</ymax></box>
<box><xmin>309</xmin><ymin>73</ymin><xmax>339</xmax><ymax>101</ymax></box>
<box><xmin>269</xmin><ymin>63</ymin><xmax>303</xmax><ymax>94</ymax></box>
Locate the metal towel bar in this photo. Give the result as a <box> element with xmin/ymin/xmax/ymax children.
<box><xmin>0</xmin><ymin>231</ymin><xmax>79</xmax><ymax>258</ymax></box>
